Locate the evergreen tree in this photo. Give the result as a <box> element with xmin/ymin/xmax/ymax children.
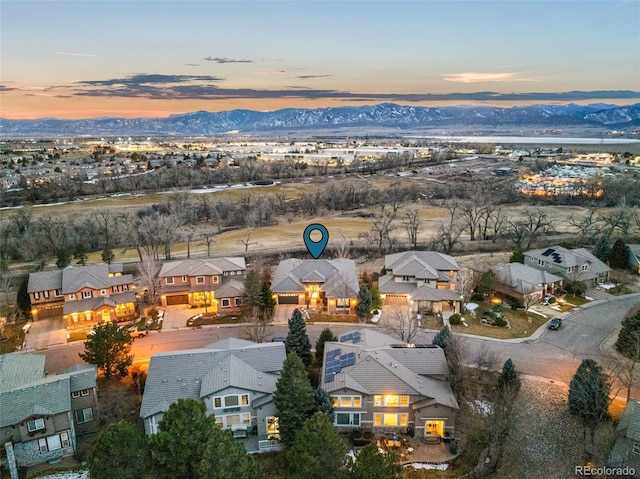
<box><xmin>592</xmin><ymin>236</ymin><xmax>610</xmax><ymax>263</ymax></box>
<box><xmin>56</xmin><ymin>248</ymin><xmax>71</xmax><ymax>268</ymax></box>
<box><xmin>609</xmin><ymin>238</ymin><xmax>630</xmax><ymax>269</ymax></box>
<box><xmin>88</xmin><ymin>421</ymin><xmax>148</xmax><ymax>479</ymax></box>
<box><xmin>509</xmin><ymin>248</ymin><xmax>524</xmax><ymax>264</ymax></box>
<box><xmin>346</xmin><ymin>442</ymin><xmax>402</xmax><ymax>479</ymax></box>
<box><xmin>197</xmin><ymin>425</ymin><xmax>259</xmax><ymax>479</ymax></box>
<box><xmin>17</xmin><ymin>276</ymin><xmax>30</xmax><ymax>314</ymax></box>
<box><xmin>314</xmin><ymin>327</ymin><xmax>337</xmax><ymax>367</ymax></box>
<box><xmin>312</xmin><ymin>387</ymin><xmax>334</xmax><ymax>420</ymax></box>
<box><xmin>497</xmin><ymin>358</ymin><xmax>521</xmax><ymax>391</ymax></box>
<box><xmin>615</xmin><ymin>310</ymin><xmax>640</xmax><ymax>359</ymax></box>
<box><xmin>568</xmin><ymin>359</ymin><xmax>611</xmax><ymax>442</ymax></box>
<box><xmin>473</xmin><ymin>270</ymin><xmax>494</xmax><ymax>300</ymax></box>
<box><xmin>74</xmin><ymin>243</ymin><xmax>88</xmax><ymax>266</ymax></box>
<box><xmin>148</xmin><ymin>399</ymin><xmax>215</xmax><ymax>479</ymax></box>
<box><xmin>79</xmin><ymin>322</ymin><xmax>133</xmax><ymax>379</ymax></box>
<box><xmin>273</xmin><ymin>353</ymin><xmax>315</xmax><ymax>446</ymax></box>
<box><xmin>285</xmin><ymin>308</ymin><xmax>313</xmax><ymax>367</ymax></box>
<box><xmin>242</xmin><ymin>269</ymin><xmax>262</xmax><ymax>317</ymax></box>
<box><xmin>432</xmin><ymin>325</ymin><xmax>452</xmax><ymax>350</ymax></box>
<box><xmin>259</xmin><ymin>281</ymin><xmax>276</xmax><ymax>321</ymax></box>
<box><xmin>370</xmin><ymin>286</ymin><xmax>383</xmax><ymax>311</ymax></box>
<box><xmin>102</xmin><ymin>246</ymin><xmax>115</xmax><ymax>264</ymax></box>
<box><xmin>286</xmin><ymin>412</ymin><xmax>346</xmax><ymax>479</ymax></box>
<box><xmin>355</xmin><ymin>284</ymin><xmax>372</xmax><ymax>321</ymax></box>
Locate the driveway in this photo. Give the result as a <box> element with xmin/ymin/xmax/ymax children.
<box><xmin>25</xmin><ymin>317</ymin><xmax>67</xmax><ymax>350</ymax></box>
<box><xmin>159</xmin><ymin>305</ymin><xmax>206</xmax><ymax>331</ymax></box>
<box><xmin>272</xmin><ymin>305</ymin><xmax>298</xmax><ymax>325</ymax></box>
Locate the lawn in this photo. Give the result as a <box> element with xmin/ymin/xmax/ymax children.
<box><xmin>562</xmin><ymin>294</ymin><xmax>590</xmax><ymax>306</ymax></box>
<box><xmin>0</xmin><ymin>321</ymin><xmax>27</xmax><ymax>354</ymax></box>
<box><xmin>187</xmin><ymin>312</ymin><xmax>243</xmax><ymax>327</ymax></box>
<box><xmin>452</xmin><ymin>309</ymin><xmax>548</xmax><ymax>339</ymax></box>
<box><xmin>67</xmin><ymin>330</ymin><xmax>89</xmax><ymax>343</ymax></box>
<box><xmin>307</xmin><ymin>312</ymin><xmax>359</xmax><ymax>324</ymax></box>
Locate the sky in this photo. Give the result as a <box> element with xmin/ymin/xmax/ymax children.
<box><xmin>1</xmin><ymin>0</ymin><xmax>639</xmax><ymax>119</ymax></box>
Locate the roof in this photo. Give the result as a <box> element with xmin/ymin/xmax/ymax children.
<box><xmin>27</xmin><ymin>269</ymin><xmax>63</xmax><ymax>293</ymax></box>
<box><xmin>320</xmin><ymin>330</ymin><xmax>458</xmax><ymax>410</ymax></box>
<box><xmin>61</xmin><ymin>263</ymin><xmax>132</xmax><ymax>294</ymax></box>
<box><xmin>159</xmin><ymin>258</ymin><xmax>246</xmax><ymax>278</ymax></box>
<box><xmin>385</xmin><ymin>251</ymin><xmax>459</xmax><ymax>279</ymax></box>
<box><xmin>525</xmin><ymin>246</ymin><xmax>611</xmax><ymax>279</ymax></box>
<box><xmin>378</xmin><ymin>274</ymin><xmax>461</xmax><ymax>301</ymax></box>
<box><xmin>492</xmin><ymin>263</ymin><xmax>563</xmax><ymax>294</ymax></box>
<box><xmin>140</xmin><ymin>340</ymin><xmax>285</xmax><ymax>419</ymax></box>
<box><xmin>617</xmin><ymin>400</ymin><xmax>640</xmax><ymax>442</ymax></box>
<box><xmin>214</xmin><ymin>279</ymin><xmax>244</xmax><ymax>299</ymax></box>
<box><xmin>271</xmin><ymin>258</ymin><xmax>359</xmax><ymax>298</ymax></box>
<box><xmin>629</xmin><ymin>245</ymin><xmax>640</xmax><ymax>261</ymax></box>
<box><xmin>0</xmin><ymin>353</ymin><xmax>45</xmax><ymax>392</ymax></box>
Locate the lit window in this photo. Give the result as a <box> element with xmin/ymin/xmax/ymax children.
<box><xmin>196</xmin><ymin>276</ymin><xmax>205</xmax><ymax>284</ymax></box>
<box><xmin>267</xmin><ymin>416</ymin><xmax>280</xmax><ymax>439</ymax></box>
<box><xmin>384</xmin><ymin>414</ymin><xmax>398</xmax><ymax>426</ymax></box>
<box><xmin>374</xmin><ymin>413</ymin><xmax>382</xmax><ymax>426</ymax></box>
<box><xmin>384</xmin><ymin>395</ymin><xmax>399</xmax><ymax>407</ymax></box>
<box><xmin>27</xmin><ymin>418</ymin><xmax>45</xmax><ymax>432</ymax></box>
<box><xmin>242</xmin><ymin>394</ymin><xmax>249</xmax><ymax>405</ymax></box>
<box><xmin>374</xmin><ymin>395</ymin><xmax>382</xmax><ymax>406</ymax></box>
<box><xmin>401</xmin><ymin>395</ymin><xmax>409</xmax><ymax>406</ymax></box>
<box><xmin>75</xmin><ymin>408</ymin><xmax>94</xmax><ymax>424</ymax></box>
<box><xmin>331</xmin><ymin>396</ymin><xmax>338</xmax><ymax>407</ymax></box>
<box><xmin>399</xmin><ymin>414</ymin><xmax>408</xmax><ymax>426</ymax></box>
<box><xmin>166</xmin><ymin>277</ymin><xmax>174</xmax><ymax>285</ymax></box>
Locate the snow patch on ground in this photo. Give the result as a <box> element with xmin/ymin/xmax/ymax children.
<box><xmin>403</xmin><ymin>462</ymin><xmax>449</xmax><ymax>470</ymax></box>
<box><xmin>527</xmin><ymin>309</ymin><xmax>547</xmax><ymax>318</ymax></box>
<box><xmin>37</xmin><ymin>472</ymin><xmax>88</xmax><ymax>479</ymax></box>
<box><xmin>469</xmin><ymin>399</ymin><xmax>493</xmax><ymax>416</ymax></box>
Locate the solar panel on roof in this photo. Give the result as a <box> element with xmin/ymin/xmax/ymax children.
<box><xmin>325</xmin><ymin>374</ymin><xmax>334</xmax><ymax>383</ymax></box>
<box><xmin>352</xmin><ymin>331</ymin><xmax>361</xmax><ymax>343</ymax></box>
<box><xmin>542</xmin><ymin>248</ymin><xmax>554</xmax><ymax>257</ymax></box>
<box><xmin>340</xmin><ymin>333</ymin><xmax>353</xmax><ymax>342</ymax></box>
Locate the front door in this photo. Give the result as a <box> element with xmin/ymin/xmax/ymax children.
<box><xmin>102</xmin><ymin>309</ymin><xmax>110</xmax><ymax>322</ymax></box>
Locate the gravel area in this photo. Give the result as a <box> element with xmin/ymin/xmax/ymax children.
<box><xmin>494</xmin><ymin>377</ymin><xmax>585</xmax><ymax>479</ymax></box>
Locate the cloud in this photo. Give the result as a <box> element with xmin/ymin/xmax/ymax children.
<box><xmin>52</xmin><ymin>51</ymin><xmax>97</xmax><ymax>57</ymax></box>
<box><xmin>254</xmin><ymin>70</ymin><xmax>286</xmax><ymax>76</ymax></box>
<box><xmin>185</xmin><ymin>63</ymin><xmax>200</xmax><ymax>67</ymax></box>
<box><xmin>294</xmin><ymin>75</ymin><xmax>333</xmax><ymax>79</ymax></box>
<box><xmin>204</xmin><ymin>56</ymin><xmax>253</xmax><ymax>64</ymax></box>
<box><xmin>443</xmin><ymin>72</ymin><xmax>536</xmax><ymax>83</ymax></box>
<box><xmin>76</xmin><ymin>74</ymin><xmax>223</xmax><ymax>86</ymax></box>
<box><xmin>0</xmin><ymin>84</ymin><xmax>20</xmax><ymax>93</ymax></box>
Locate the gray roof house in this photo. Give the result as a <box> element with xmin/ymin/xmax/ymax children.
<box><xmin>140</xmin><ymin>338</ymin><xmax>286</xmax><ymax>452</ymax></box>
<box><xmin>378</xmin><ymin>251</ymin><xmax>462</xmax><ymax>314</ymax></box>
<box><xmin>270</xmin><ymin>259</ymin><xmax>359</xmax><ymax>313</ymax></box>
<box><xmin>158</xmin><ymin>258</ymin><xmax>246</xmax><ymax>311</ymax></box>
<box><xmin>0</xmin><ymin>353</ymin><xmax>98</xmax><ymax>469</ymax></box>
<box><xmin>608</xmin><ymin>399</ymin><xmax>640</xmax><ymax>472</ymax></box>
<box><xmin>524</xmin><ymin>246</ymin><xmax>610</xmax><ymax>286</ymax></box>
<box><xmin>320</xmin><ymin>329</ymin><xmax>458</xmax><ymax>439</ymax></box>
<box><xmin>629</xmin><ymin>244</ymin><xmax>640</xmax><ymax>274</ymax></box>
<box><xmin>488</xmin><ymin>262</ymin><xmax>563</xmax><ymax>305</ymax></box>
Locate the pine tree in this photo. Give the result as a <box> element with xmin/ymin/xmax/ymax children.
<box><xmin>312</xmin><ymin>388</ymin><xmax>334</xmax><ymax>420</ymax></box>
<box><xmin>17</xmin><ymin>276</ymin><xmax>30</xmax><ymax>314</ymax></box>
<box><xmin>56</xmin><ymin>248</ymin><xmax>71</xmax><ymax>268</ymax></box>
<box><xmin>314</xmin><ymin>327</ymin><xmax>337</xmax><ymax>367</ymax></box>
<box><xmin>88</xmin><ymin>421</ymin><xmax>148</xmax><ymax>479</ymax></box>
<box><xmin>615</xmin><ymin>310</ymin><xmax>640</xmax><ymax>359</ymax></box>
<box><xmin>355</xmin><ymin>284</ymin><xmax>372</xmax><ymax>321</ymax></box>
<box><xmin>568</xmin><ymin>359</ymin><xmax>611</xmax><ymax>444</ymax></box>
<box><xmin>148</xmin><ymin>399</ymin><xmax>215</xmax><ymax>479</ymax></box>
<box><xmin>286</xmin><ymin>412</ymin><xmax>346</xmax><ymax>479</ymax></box>
<box><xmin>285</xmin><ymin>308</ymin><xmax>313</xmax><ymax>367</ymax></box>
<box><xmin>346</xmin><ymin>442</ymin><xmax>403</xmax><ymax>479</ymax></box>
<box><xmin>498</xmin><ymin>358</ymin><xmax>520</xmax><ymax>391</ymax></box>
<box><xmin>509</xmin><ymin>248</ymin><xmax>524</xmax><ymax>264</ymax></box>
<box><xmin>197</xmin><ymin>425</ymin><xmax>259</xmax><ymax>479</ymax></box>
<box><xmin>74</xmin><ymin>243</ymin><xmax>88</xmax><ymax>266</ymax></box>
<box><xmin>432</xmin><ymin>325</ymin><xmax>452</xmax><ymax>350</ymax></box>
<box><xmin>102</xmin><ymin>246</ymin><xmax>115</xmax><ymax>264</ymax></box>
<box><xmin>609</xmin><ymin>238</ymin><xmax>630</xmax><ymax>269</ymax></box>
<box><xmin>592</xmin><ymin>236</ymin><xmax>610</xmax><ymax>262</ymax></box>
<box><xmin>273</xmin><ymin>353</ymin><xmax>315</xmax><ymax>446</ymax></box>
<box><xmin>242</xmin><ymin>270</ymin><xmax>262</xmax><ymax>316</ymax></box>
<box><xmin>259</xmin><ymin>281</ymin><xmax>276</xmax><ymax>321</ymax></box>
<box><xmin>79</xmin><ymin>322</ymin><xmax>133</xmax><ymax>379</ymax></box>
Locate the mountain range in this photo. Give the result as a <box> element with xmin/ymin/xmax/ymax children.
<box><xmin>1</xmin><ymin>103</ymin><xmax>639</xmax><ymax>136</ymax></box>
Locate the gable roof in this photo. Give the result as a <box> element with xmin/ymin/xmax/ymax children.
<box><xmin>159</xmin><ymin>258</ymin><xmax>246</xmax><ymax>278</ymax></box>
<box><xmin>385</xmin><ymin>251</ymin><xmax>459</xmax><ymax>278</ymax></box>
<box><xmin>525</xmin><ymin>246</ymin><xmax>611</xmax><ymax>274</ymax></box>
<box><xmin>61</xmin><ymin>263</ymin><xmax>133</xmax><ymax>294</ymax></box>
<box><xmin>617</xmin><ymin>400</ymin><xmax>640</xmax><ymax>442</ymax></box>
<box><xmin>27</xmin><ymin>269</ymin><xmax>63</xmax><ymax>293</ymax></box>
<box><xmin>492</xmin><ymin>263</ymin><xmax>563</xmax><ymax>293</ymax></box>
<box><xmin>140</xmin><ymin>340</ymin><xmax>285</xmax><ymax>419</ymax></box>
<box><xmin>271</xmin><ymin>258</ymin><xmax>359</xmax><ymax>297</ymax></box>
<box><xmin>0</xmin><ymin>353</ymin><xmax>45</xmax><ymax>392</ymax></box>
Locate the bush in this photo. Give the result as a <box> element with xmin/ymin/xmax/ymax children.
<box><xmin>548</xmin><ymin>297</ymin><xmax>556</xmax><ymax>304</ymax></box>
<box><xmin>449</xmin><ymin>314</ymin><xmax>462</xmax><ymax>325</ymax></box>
<box><xmin>493</xmin><ymin>317</ymin><xmax>507</xmax><ymax>327</ymax></box>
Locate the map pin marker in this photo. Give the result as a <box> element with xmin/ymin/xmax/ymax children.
<box><xmin>303</xmin><ymin>224</ymin><xmax>329</xmax><ymax>259</ymax></box>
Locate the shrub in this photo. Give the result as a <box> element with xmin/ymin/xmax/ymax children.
<box><xmin>548</xmin><ymin>297</ymin><xmax>556</xmax><ymax>304</ymax></box>
<box><xmin>493</xmin><ymin>317</ymin><xmax>507</xmax><ymax>327</ymax></box>
<box><xmin>449</xmin><ymin>314</ymin><xmax>462</xmax><ymax>325</ymax></box>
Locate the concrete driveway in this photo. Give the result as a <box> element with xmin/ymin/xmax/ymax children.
<box><xmin>24</xmin><ymin>317</ymin><xmax>67</xmax><ymax>351</ymax></box>
<box><xmin>159</xmin><ymin>305</ymin><xmax>206</xmax><ymax>331</ymax></box>
<box><xmin>272</xmin><ymin>305</ymin><xmax>299</xmax><ymax>325</ymax></box>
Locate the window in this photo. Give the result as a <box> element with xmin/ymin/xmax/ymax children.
<box><xmin>538</xmin><ymin>259</ymin><xmax>544</xmax><ymax>266</ymax></box>
<box><xmin>122</xmin><ymin>284</ymin><xmax>128</xmax><ymax>291</ymax></box>
<box><xmin>112</xmin><ymin>286</ymin><xmax>118</xmax><ymax>293</ymax></box>
<box><xmin>213</xmin><ymin>394</ymin><xmax>249</xmax><ymax>409</ymax></box>
<box><xmin>166</xmin><ymin>277</ymin><xmax>174</xmax><ymax>285</ymax></box>
<box><xmin>101</xmin><ymin>289</ymin><xmax>106</xmax><ymax>296</ymax></box>
<box><xmin>75</xmin><ymin>408</ymin><xmax>94</xmax><ymax>424</ymax></box>
<box><xmin>235</xmin><ymin>297</ymin><xmax>242</xmax><ymax>307</ymax></box>
<box><xmin>332</xmin><ymin>395</ymin><xmax>362</xmax><ymax>408</ymax></box>
<box><xmin>567</xmin><ymin>266</ymin><xmax>575</xmax><ymax>273</ymax></box>
<box><xmin>212</xmin><ymin>276</ymin><xmax>219</xmax><ymax>284</ymax></box>
<box><xmin>33</xmin><ymin>292</ymin><xmax>40</xmax><ymax>300</ymax></box>
<box><xmin>337</xmin><ymin>298</ymin><xmax>349</xmax><ymax>307</ymax></box>
<box><xmin>373</xmin><ymin>395</ymin><xmax>409</xmax><ymax>407</ymax></box>
<box><xmin>373</xmin><ymin>413</ymin><xmax>408</xmax><ymax>427</ymax></box>
<box><xmin>335</xmin><ymin>413</ymin><xmax>360</xmax><ymax>426</ymax></box>
<box><xmin>44</xmin><ymin>290</ymin><xmax>50</xmax><ymax>299</ymax></box>
<box><xmin>581</xmin><ymin>264</ymin><xmax>589</xmax><ymax>271</ymax></box>
<box><xmin>266</xmin><ymin>416</ymin><xmax>280</xmax><ymax>439</ymax></box>
<box><xmin>182</xmin><ymin>276</ymin><xmax>187</xmax><ymax>283</ymax></box>
<box><xmin>27</xmin><ymin>418</ymin><xmax>45</xmax><ymax>432</ymax></box>
<box><xmin>81</xmin><ymin>389</ymin><xmax>90</xmax><ymax>397</ymax></box>
<box><xmin>55</xmin><ymin>289</ymin><xmax>62</xmax><ymax>297</ymax></box>
<box><xmin>71</xmin><ymin>391</ymin><xmax>81</xmax><ymax>399</ymax></box>
<box><xmin>38</xmin><ymin>432</ymin><xmax>70</xmax><ymax>453</ymax></box>
<box><xmin>149</xmin><ymin>415</ymin><xmax>160</xmax><ymax>435</ymax></box>
<box><xmin>221</xmin><ymin>299</ymin><xmax>230</xmax><ymax>308</ymax></box>
<box><xmin>633</xmin><ymin>442</ymin><xmax>640</xmax><ymax>455</ymax></box>
<box><xmin>69</xmin><ymin>293</ymin><xmax>75</xmax><ymax>300</ymax></box>
<box><xmin>82</xmin><ymin>291</ymin><xmax>92</xmax><ymax>299</ymax></box>
<box><xmin>216</xmin><ymin>412</ymin><xmax>251</xmax><ymax>429</ymax></box>
<box><xmin>402</xmin><ymin>276</ymin><xmax>410</xmax><ymax>282</ymax></box>
<box><xmin>196</xmin><ymin>276</ymin><xmax>205</xmax><ymax>284</ymax></box>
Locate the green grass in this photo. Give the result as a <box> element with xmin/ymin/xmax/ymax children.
<box><xmin>0</xmin><ymin>321</ymin><xmax>27</xmax><ymax>354</ymax></box>
<box><xmin>563</xmin><ymin>294</ymin><xmax>590</xmax><ymax>306</ymax></box>
<box><xmin>452</xmin><ymin>307</ymin><xmax>548</xmax><ymax>339</ymax></box>
<box><xmin>187</xmin><ymin>312</ymin><xmax>243</xmax><ymax>327</ymax></box>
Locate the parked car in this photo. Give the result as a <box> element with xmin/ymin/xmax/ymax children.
<box><xmin>271</xmin><ymin>336</ymin><xmax>286</xmax><ymax>342</ymax></box>
<box><xmin>548</xmin><ymin>318</ymin><xmax>562</xmax><ymax>330</ymax></box>
<box><xmin>129</xmin><ymin>326</ymin><xmax>148</xmax><ymax>338</ymax></box>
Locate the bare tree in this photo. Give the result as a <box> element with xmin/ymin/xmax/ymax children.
<box><xmin>137</xmin><ymin>255</ymin><xmax>162</xmax><ymax>305</ymax></box>
<box><xmin>202</xmin><ymin>231</ymin><xmax>216</xmax><ymax>257</ymax></box>
<box><xmin>384</xmin><ymin>306</ymin><xmax>421</xmax><ymax>344</ymax></box>
<box><xmin>402</xmin><ymin>206</ymin><xmax>421</xmax><ymax>248</ymax></box>
<box><xmin>332</xmin><ymin>233</ymin><xmax>352</xmax><ymax>259</ymax></box>
<box><xmin>433</xmin><ymin>202</ymin><xmax>465</xmax><ymax>254</ymax></box>
<box><xmin>239</xmin><ymin>228</ymin><xmax>258</xmax><ymax>252</ymax></box>
<box><xmin>475</xmin><ymin>342</ymin><xmax>500</xmax><ymax>375</ymax></box>
<box><xmin>507</xmin><ymin>207</ymin><xmax>552</xmax><ymax>250</ymax></box>
<box><xmin>606</xmin><ymin>330</ymin><xmax>640</xmax><ymax>404</ymax></box>
<box><xmin>370</xmin><ymin>205</ymin><xmax>397</xmax><ymax>253</ymax></box>
<box><xmin>521</xmin><ymin>282</ymin><xmax>541</xmax><ymax>313</ymax></box>
<box><xmin>567</xmin><ymin>207</ymin><xmax>603</xmax><ymax>244</ymax></box>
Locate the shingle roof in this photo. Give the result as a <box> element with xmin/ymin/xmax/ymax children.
<box><xmin>0</xmin><ymin>353</ymin><xmax>45</xmax><ymax>392</ymax></box>
<box><xmin>27</xmin><ymin>270</ymin><xmax>63</xmax><ymax>293</ymax></box>
<box><xmin>159</xmin><ymin>258</ymin><xmax>246</xmax><ymax>278</ymax></box>
<box><xmin>617</xmin><ymin>400</ymin><xmax>640</xmax><ymax>442</ymax></box>
<box><xmin>411</xmin><ymin>286</ymin><xmax>462</xmax><ymax>302</ymax></box>
<box><xmin>271</xmin><ymin>258</ymin><xmax>359</xmax><ymax>298</ymax></box>
<box><xmin>492</xmin><ymin>263</ymin><xmax>563</xmax><ymax>293</ymax></box>
<box><xmin>525</xmin><ymin>246</ymin><xmax>611</xmax><ymax>279</ymax></box>
<box><xmin>214</xmin><ymin>279</ymin><xmax>244</xmax><ymax>299</ymax></box>
<box><xmin>140</xmin><ymin>341</ymin><xmax>285</xmax><ymax>419</ymax></box>
<box><xmin>385</xmin><ymin>251</ymin><xmax>459</xmax><ymax>276</ymax></box>
<box><xmin>61</xmin><ymin>263</ymin><xmax>133</xmax><ymax>294</ymax></box>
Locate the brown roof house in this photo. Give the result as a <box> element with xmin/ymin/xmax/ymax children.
<box><xmin>158</xmin><ymin>258</ymin><xmax>246</xmax><ymax>311</ymax></box>
<box><xmin>378</xmin><ymin>251</ymin><xmax>461</xmax><ymax>314</ymax></box>
<box><xmin>321</xmin><ymin>329</ymin><xmax>458</xmax><ymax>440</ymax></box>
<box><xmin>270</xmin><ymin>259</ymin><xmax>359</xmax><ymax>313</ymax></box>
<box><xmin>27</xmin><ymin>263</ymin><xmax>137</xmax><ymax>329</ymax></box>
<box><xmin>140</xmin><ymin>338</ymin><xmax>286</xmax><ymax>453</ymax></box>
<box><xmin>0</xmin><ymin>353</ymin><xmax>98</xmax><ymax>472</ymax></box>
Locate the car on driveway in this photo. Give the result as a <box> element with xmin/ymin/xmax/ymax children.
<box><xmin>548</xmin><ymin>317</ymin><xmax>562</xmax><ymax>330</ymax></box>
<box><xmin>128</xmin><ymin>326</ymin><xmax>148</xmax><ymax>338</ymax></box>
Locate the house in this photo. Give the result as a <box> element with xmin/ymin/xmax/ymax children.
<box><xmin>628</xmin><ymin>245</ymin><xmax>640</xmax><ymax>274</ymax></box>
<box><xmin>270</xmin><ymin>258</ymin><xmax>359</xmax><ymax>313</ymax></box>
<box><xmin>158</xmin><ymin>258</ymin><xmax>246</xmax><ymax>311</ymax></box>
<box><xmin>139</xmin><ymin>338</ymin><xmax>286</xmax><ymax>452</ymax></box>
<box><xmin>482</xmin><ymin>263</ymin><xmax>563</xmax><ymax>306</ymax></box>
<box><xmin>378</xmin><ymin>251</ymin><xmax>461</xmax><ymax>314</ymax></box>
<box><xmin>524</xmin><ymin>246</ymin><xmax>610</xmax><ymax>286</ymax></box>
<box><xmin>320</xmin><ymin>329</ymin><xmax>458</xmax><ymax>439</ymax></box>
<box><xmin>27</xmin><ymin>263</ymin><xmax>137</xmax><ymax>328</ymax></box>
<box><xmin>0</xmin><ymin>353</ymin><xmax>98</xmax><ymax>472</ymax></box>
<box><xmin>608</xmin><ymin>399</ymin><xmax>640</xmax><ymax>473</ymax></box>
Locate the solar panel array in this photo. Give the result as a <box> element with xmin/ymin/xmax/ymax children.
<box><xmin>324</xmin><ymin>349</ymin><xmax>356</xmax><ymax>383</ymax></box>
<box><xmin>339</xmin><ymin>331</ymin><xmax>361</xmax><ymax>343</ymax></box>
<box><xmin>541</xmin><ymin>248</ymin><xmax>563</xmax><ymax>264</ymax></box>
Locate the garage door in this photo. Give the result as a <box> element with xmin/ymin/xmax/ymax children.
<box><xmin>166</xmin><ymin>294</ymin><xmax>189</xmax><ymax>305</ymax></box>
<box><xmin>278</xmin><ymin>294</ymin><xmax>299</xmax><ymax>305</ymax></box>
<box><xmin>35</xmin><ymin>305</ymin><xmax>63</xmax><ymax>320</ymax></box>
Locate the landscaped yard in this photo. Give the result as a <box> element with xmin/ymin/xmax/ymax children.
<box><xmin>452</xmin><ymin>308</ymin><xmax>548</xmax><ymax>339</ymax></box>
<box><xmin>562</xmin><ymin>294</ymin><xmax>590</xmax><ymax>306</ymax></box>
<box><xmin>0</xmin><ymin>321</ymin><xmax>27</xmax><ymax>354</ymax></box>
<box><xmin>307</xmin><ymin>312</ymin><xmax>359</xmax><ymax>324</ymax></box>
<box><xmin>187</xmin><ymin>312</ymin><xmax>243</xmax><ymax>327</ymax></box>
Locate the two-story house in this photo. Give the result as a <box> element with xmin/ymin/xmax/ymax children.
<box><xmin>524</xmin><ymin>246</ymin><xmax>610</xmax><ymax>286</ymax></box>
<box><xmin>140</xmin><ymin>338</ymin><xmax>286</xmax><ymax>453</ymax></box>
<box><xmin>157</xmin><ymin>258</ymin><xmax>246</xmax><ymax>312</ymax></box>
<box><xmin>0</xmin><ymin>353</ymin><xmax>98</xmax><ymax>471</ymax></box>
<box><xmin>27</xmin><ymin>263</ymin><xmax>137</xmax><ymax>328</ymax></box>
<box><xmin>270</xmin><ymin>258</ymin><xmax>359</xmax><ymax>313</ymax></box>
<box><xmin>378</xmin><ymin>251</ymin><xmax>462</xmax><ymax>314</ymax></box>
<box><xmin>321</xmin><ymin>329</ymin><xmax>458</xmax><ymax>440</ymax></box>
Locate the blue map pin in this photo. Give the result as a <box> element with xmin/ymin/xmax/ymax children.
<box><xmin>303</xmin><ymin>224</ymin><xmax>329</xmax><ymax>259</ymax></box>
